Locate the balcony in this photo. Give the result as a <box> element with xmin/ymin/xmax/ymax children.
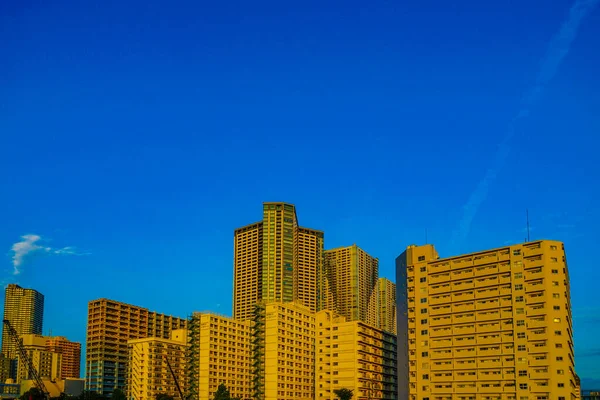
<box><xmin>529</xmin><ymin>356</ymin><xmax>549</xmax><ymax>367</ymax></box>
<box><xmin>477</xmin><ymin>322</ymin><xmax>501</xmax><ymax>333</ymax></box>
<box><xmin>477</xmin><ymin>358</ymin><xmax>502</xmax><ymax>369</ymax></box>
<box><xmin>477</xmin><ymin>334</ymin><xmax>501</xmax><ymax>345</ymax></box>
<box><xmin>529</xmin><ymin>368</ymin><xmax>549</xmax><ymax>380</ymax></box>
<box><xmin>429</xmin><ymin>284</ymin><xmax>451</xmax><ymax>295</ymax></box>
<box><xmin>476</xmin><ymin>300</ymin><xmax>500</xmax><ymax>311</ymax></box>
<box><xmin>499</xmin><ymin>274</ymin><xmax>512</xmax><ymax>285</ymax></box>
<box><xmin>475</xmin><ymin>264</ymin><xmax>499</xmax><ymax>277</ymax></box>
<box><xmin>454</xmin><ymin>372</ymin><xmax>476</xmax><ymax>381</ymax></box>
<box><xmin>453</xmin><ymin>302</ymin><xmax>475</xmax><ymax>313</ymax></box>
<box><xmin>528</xmin><ymin>317</ymin><xmax>546</xmax><ymax>329</ymax></box>
<box><xmin>453</xmin><ymin>291</ymin><xmax>475</xmax><ymax>302</ymax></box>
<box><xmin>429</xmin><ymin>295</ymin><xmax>451</xmax><ymax>305</ymax></box>
<box><xmin>430</xmin><ymin>273</ymin><xmax>451</xmax><ymax>285</ymax></box>
<box><xmin>453</xmin><ymin>314</ymin><xmax>475</xmax><ymax>324</ymax></box>
<box><xmin>498</xmin><ymin>262</ymin><xmax>511</xmax><ymax>273</ymax></box>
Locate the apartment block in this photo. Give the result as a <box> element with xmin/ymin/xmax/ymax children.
<box><xmin>315</xmin><ymin>310</ymin><xmax>397</xmax><ymax>400</ymax></box>
<box><xmin>396</xmin><ymin>240</ymin><xmax>578</xmax><ymax>400</ymax></box>
<box><xmin>378</xmin><ymin>278</ymin><xmax>397</xmax><ymax>335</ymax></box>
<box><xmin>46</xmin><ymin>336</ymin><xmax>81</xmax><ymax>379</ymax></box>
<box><xmin>324</xmin><ymin>245</ymin><xmax>379</xmax><ymax>326</ymax></box>
<box><xmin>253</xmin><ymin>302</ymin><xmax>315</xmax><ymax>400</ymax></box>
<box><xmin>187</xmin><ymin>312</ymin><xmax>251</xmax><ymax>400</ymax></box>
<box><xmin>86</xmin><ymin>299</ymin><xmax>186</xmax><ymax>395</ymax></box>
<box><xmin>17</xmin><ymin>334</ymin><xmax>61</xmax><ymax>383</ymax></box>
<box><xmin>233</xmin><ymin>202</ymin><xmax>324</xmax><ymax>321</ymax></box>
<box><xmin>127</xmin><ymin>329</ymin><xmax>187</xmax><ymax>400</ymax></box>
<box><xmin>1</xmin><ymin>284</ymin><xmax>44</xmax><ymax>379</ymax></box>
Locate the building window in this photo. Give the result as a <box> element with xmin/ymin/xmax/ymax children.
<box><xmin>519</xmin><ymin>383</ymin><xmax>528</xmax><ymax>389</ymax></box>
<box><xmin>421</xmin><ymin>330</ymin><xmax>428</xmax><ymax>335</ymax></box>
<box><xmin>420</xmin><ymin>277</ymin><xmax>427</xmax><ymax>283</ymax></box>
<box><xmin>517</xmin><ymin>332</ymin><xmax>526</xmax><ymax>339</ymax></box>
<box><xmin>421</xmin><ymin>298</ymin><xmax>427</xmax><ymax>303</ymax></box>
<box><xmin>420</xmin><ymin>266</ymin><xmax>427</xmax><ymax>272</ymax></box>
<box><xmin>553</xmin><ymin>293</ymin><xmax>560</xmax><ymax>298</ymax></box>
<box><xmin>516</xmin><ymin>296</ymin><xmax>524</xmax><ymax>302</ymax></box>
<box><xmin>554</xmin><ymin>318</ymin><xmax>561</xmax><ymax>323</ymax></box>
<box><xmin>553</xmin><ymin>306</ymin><xmax>560</xmax><ymax>310</ymax></box>
<box><xmin>513</xmin><ymin>250</ymin><xmax>521</xmax><ymax>256</ymax></box>
<box><xmin>516</xmin><ymin>308</ymin><xmax>524</xmax><ymax>314</ymax></box>
<box><xmin>421</xmin><ymin>319</ymin><xmax>428</xmax><ymax>324</ymax></box>
<box><xmin>422</xmin><ymin>374</ymin><xmax>429</xmax><ymax>380</ymax></box>
<box><xmin>514</xmin><ymin>284</ymin><xmax>523</xmax><ymax>290</ymax></box>
<box><xmin>421</xmin><ymin>309</ymin><xmax>428</xmax><ymax>314</ymax></box>
<box><xmin>555</xmin><ymin>330</ymin><xmax>562</xmax><ymax>336</ymax></box>
<box><xmin>514</xmin><ymin>272</ymin><xmax>523</xmax><ymax>279</ymax></box>
<box><xmin>556</xmin><ymin>343</ymin><xmax>563</xmax><ymax>348</ymax></box>
<box><xmin>557</xmin><ymin>356</ymin><xmax>563</xmax><ymax>361</ymax></box>
<box><xmin>557</xmin><ymin>370</ymin><xmax>564</xmax><ymax>375</ymax></box>
<box><xmin>422</xmin><ymin>352</ymin><xmax>429</xmax><ymax>357</ymax></box>
<box><xmin>517</xmin><ymin>320</ymin><xmax>525</xmax><ymax>327</ymax></box>
<box><xmin>518</xmin><ymin>345</ymin><xmax>526</xmax><ymax>351</ymax></box>
<box><xmin>558</xmin><ymin>383</ymin><xmax>564</xmax><ymax>388</ymax></box>
<box><xmin>518</xmin><ymin>370</ymin><xmax>527</xmax><ymax>377</ymax></box>
<box><xmin>418</xmin><ymin>256</ymin><xmax>426</xmax><ymax>261</ymax></box>
<box><xmin>552</xmin><ymin>269</ymin><xmax>558</xmax><ymax>274</ymax></box>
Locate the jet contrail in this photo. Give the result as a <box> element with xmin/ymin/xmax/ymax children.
<box><xmin>451</xmin><ymin>0</ymin><xmax>599</xmax><ymax>250</ymax></box>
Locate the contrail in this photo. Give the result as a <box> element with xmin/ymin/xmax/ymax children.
<box><xmin>451</xmin><ymin>0</ymin><xmax>599</xmax><ymax>250</ymax></box>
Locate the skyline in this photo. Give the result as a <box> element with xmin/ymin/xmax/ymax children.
<box><xmin>2</xmin><ymin>0</ymin><xmax>600</xmax><ymax>390</ymax></box>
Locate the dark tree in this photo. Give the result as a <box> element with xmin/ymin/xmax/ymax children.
<box><xmin>156</xmin><ymin>394</ymin><xmax>174</xmax><ymax>400</ymax></box>
<box><xmin>213</xmin><ymin>384</ymin><xmax>231</xmax><ymax>400</ymax></box>
<box><xmin>333</xmin><ymin>388</ymin><xmax>354</xmax><ymax>400</ymax></box>
<box><xmin>110</xmin><ymin>390</ymin><xmax>126</xmax><ymax>400</ymax></box>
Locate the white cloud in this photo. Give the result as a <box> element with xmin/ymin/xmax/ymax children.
<box><xmin>451</xmin><ymin>0</ymin><xmax>599</xmax><ymax>250</ymax></box>
<box><xmin>10</xmin><ymin>234</ymin><xmax>88</xmax><ymax>275</ymax></box>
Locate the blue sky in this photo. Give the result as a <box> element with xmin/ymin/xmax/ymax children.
<box><xmin>1</xmin><ymin>0</ymin><xmax>599</xmax><ymax>385</ymax></box>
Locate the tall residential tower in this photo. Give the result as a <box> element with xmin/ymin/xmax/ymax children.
<box><xmin>233</xmin><ymin>202</ymin><xmax>324</xmax><ymax>320</ymax></box>
<box><xmin>1</xmin><ymin>284</ymin><xmax>44</xmax><ymax>379</ymax></box>
<box><xmin>396</xmin><ymin>241</ymin><xmax>578</xmax><ymax>400</ymax></box>
<box><xmin>323</xmin><ymin>244</ymin><xmax>379</xmax><ymax>326</ymax></box>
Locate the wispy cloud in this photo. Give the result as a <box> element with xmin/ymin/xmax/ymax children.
<box><xmin>10</xmin><ymin>234</ymin><xmax>88</xmax><ymax>275</ymax></box>
<box><xmin>450</xmin><ymin>0</ymin><xmax>599</xmax><ymax>249</ymax></box>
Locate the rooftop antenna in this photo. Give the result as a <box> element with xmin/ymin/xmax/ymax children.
<box><xmin>526</xmin><ymin>209</ymin><xmax>531</xmax><ymax>242</ymax></box>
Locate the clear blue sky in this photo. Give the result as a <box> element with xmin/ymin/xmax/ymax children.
<box><xmin>1</xmin><ymin>0</ymin><xmax>599</xmax><ymax>386</ymax></box>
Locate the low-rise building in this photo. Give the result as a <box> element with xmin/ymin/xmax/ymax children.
<box><xmin>17</xmin><ymin>334</ymin><xmax>61</xmax><ymax>383</ymax></box>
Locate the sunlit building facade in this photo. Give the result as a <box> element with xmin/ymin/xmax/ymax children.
<box><xmin>85</xmin><ymin>299</ymin><xmax>186</xmax><ymax>396</ymax></box>
<box><xmin>127</xmin><ymin>329</ymin><xmax>187</xmax><ymax>400</ymax></box>
<box><xmin>315</xmin><ymin>310</ymin><xmax>397</xmax><ymax>400</ymax></box>
<box><xmin>17</xmin><ymin>334</ymin><xmax>61</xmax><ymax>383</ymax></box>
<box><xmin>45</xmin><ymin>336</ymin><xmax>81</xmax><ymax>379</ymax></box>
<box><xmin>397</xmin><ymin>240</ymin><xmax>578</xmax><ymax>400</ymax></box>
<box><xmin>233</xmin><ymin>202</ymin><xmax>324</xmax><ymax>321</ymax></box>
<box><xmin>324</xmin><ymin>245</ymin><xmax>379</xmax><ymax>326</ymax></box>
<box><xmin>378</xmin><ymin>278</ymin><xmax>397</xmax><ymax>335</ymax></box>
<box><xmin>1</xmin><ymin>284</ymin><xmax>44</xmax><ymax>379</ymax></box>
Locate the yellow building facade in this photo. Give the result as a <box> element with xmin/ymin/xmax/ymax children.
<box><xmin>378</xmin><ymin>278</ymin><xmax>397</xmax><ymax>335</ymax></box>
<box><xmin>17</xmin><ymin>334</ymin><xmax>61</xmax><ymax>383</ymax></box>
<box><xmin>2</xmin><ymin>284</ymin><xmax>44</xmax><ymax>380</ymax></box>
<box><xmin>45</xmin><ymin>336</ymin><xmax>81</xmax><ymax>379</ymax></box>
<box><xmin>127</xmin><ymin>329</ymin><xmax>187</xmax><ymax>400</ymax></box>
<box><xmin>315</xmin><ymin>310</ymin><xmax>397</xmax><ymax>400</ymax></box>
<box><xmin>396</xmin><ymin>240</ymin><xmax>578</xmax><ymax>400</ymax></box>
<box><xmin>86</xmin><ymin>299</ymin><xmax>186</xmax><ymax>395</ymax></box>
<box><xmin>324</xmin><ymin>245</ymin><xmax>379</xmax><ymax>326</ymax></box>
<box><xmin>257</xmin><ymin>302</ymin><xmax>315</xmax><ymax>400</ymax></box>
<box><xmin>233</xmin><ymin>202</ymin><xmax>324</xmax><ymax>321</ymax></box>
<box><xmin>187</xmin><ymin>312</ymin><xmax>252</xmax><ymax>400</ymax></box>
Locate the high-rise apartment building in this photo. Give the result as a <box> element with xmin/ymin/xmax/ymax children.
<box><xmin>46</xmin><ymin>336</ymin><xmax>81</xmax><ymax>379</ymax></box>
<box><xmin>252</xmin><ymin>302</ymin><xmax>315</xmax><ymax>400</ymax></box>
<box><xmin>378</xmin><ymin>278</ymin><xmax>397</xmax><ymax>335</ymax></box>
<box><xmin>86</xmin><ymin>299</ymin><xmax>186</xmax><ymax>395</ymax></box>
<box><xmin>17</xmin><ymin>334</ymin><xmax>62</xmax><ymax>383</ymax></box>
<box><xmin>315</xmin><ymin>310</ymin><xmax>397</xmax><ymax>400</ymax></box>
<box><xmin>186</xmin><ymin>312</ymin><xmax>252</xmax><ymax>400</ymax></box>
<box><xmin>2</xmin><ymin>284</ymin><xmax>45</xmax><ymax>357</ymax></box>
<box><xmin>127</xmin><ymin>329</ymin><xmax>187</xmax><ymax>400</ymax></box>
<box><xmin>233</xmin><ymin>202</ymin><xmax>324</xmax><ymax>320</ymax></box>
<box><xmin>324</xmin><ymin>245</ymin><xmax>379</xmax><ymax>326</ymax></box>
<box><xmin>1</xmin><ymin>284</ymin><xmax>44</xmax><ymax>379</ymax></box>
<box><xmin>396</xmin><ymin>240</ymin><xmax>578</xmax><ymax>400</ymax></box>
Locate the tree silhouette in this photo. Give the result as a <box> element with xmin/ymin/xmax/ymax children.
<box><xmin>156</xmin><ymin>394</ymin><xmax>174</xmax><ymax>400</ymax></box>
<box><xmin>333</xmin><ymin>388</ymin><xmax>354</xmax><ymax>400</ymax></box>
